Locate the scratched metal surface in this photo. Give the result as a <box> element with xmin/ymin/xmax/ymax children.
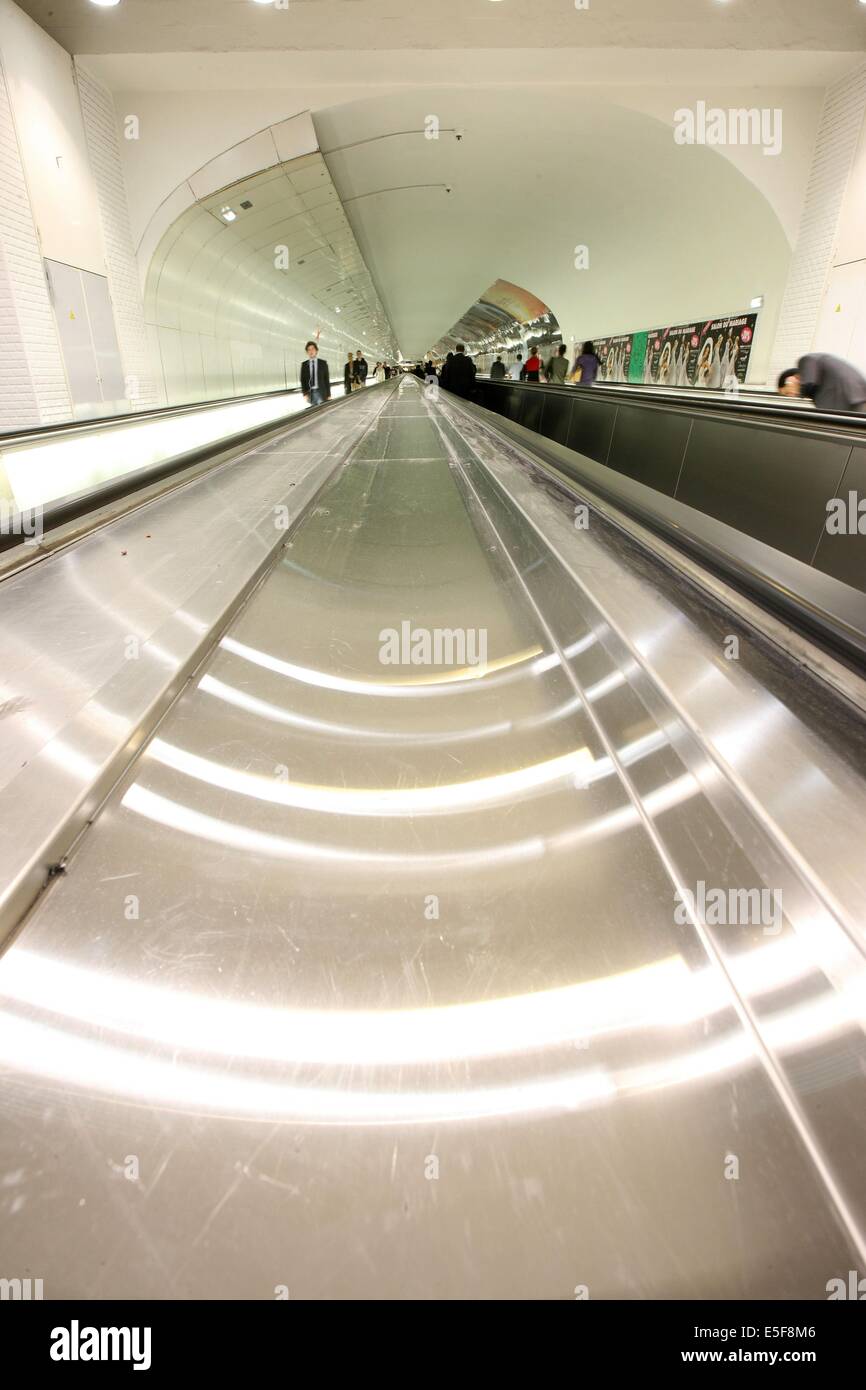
<box><xmin>1</xmin><ymin>379</ymin><xmax>865</xmax><ymax>1299</ymax></box>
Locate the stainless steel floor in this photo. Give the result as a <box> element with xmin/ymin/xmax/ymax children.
<box><xmin>1</xmin><ymin>379</ymin><xmax>865</xmax><ymax>1299</ymax></box>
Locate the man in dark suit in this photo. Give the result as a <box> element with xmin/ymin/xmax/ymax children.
<box><xmin>353</xmin><ymin>350</ymin><xmax>368</xmax><ymax>388</ymax></box>
<box><xmin>444</xmin><ymin>344</ymin><xmax>476</xmax><ymax>399</ymax></box>
<box><xmin>300</xmin><ymin>341</ymin><xmax>331</xmax><ymax>405</ymax></box>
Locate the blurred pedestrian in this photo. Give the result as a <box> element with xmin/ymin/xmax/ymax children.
<box><xmin>778</xmin><ymin>353</ymin><xmax>866</xmax><ymax>413</ymax></box>
<box><xmin>571</xmin><ymin>341</ymin><xmax>601</xmax><ymax>386</ymax></box>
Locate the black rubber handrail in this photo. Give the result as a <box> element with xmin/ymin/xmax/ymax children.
<box><xmin>475</xmin><ymin>376</ymin><xmax>866</xmax><ymax>437</ymax></box>
<box><xmin>449</xmin><ymin>392</ymin><xmax>866</xmax><ymax>676</ymax></box>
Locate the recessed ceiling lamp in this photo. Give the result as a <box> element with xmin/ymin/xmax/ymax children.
<box><xmin>89</xmin><ymin>0</ymin><xmax>122</xmax><ymax>6</ymax></box>
<box><xmin>220</xmin><ymin>207</ymin><xmax>237</xmax><ymax>222</ymax></box>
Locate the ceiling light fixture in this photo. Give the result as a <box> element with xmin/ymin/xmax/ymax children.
<box><xmin>89</xmin><ymin>0</ymin><xmax>122</xmax><ymax>6</ymax></box>
<box><xmin>220</xmin><ymin>207</ymin><xmax>237</xmax><ymax>222</ymax></box>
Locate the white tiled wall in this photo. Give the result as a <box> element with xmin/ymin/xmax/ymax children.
<box><xmin>769</xmin><ymin>64</ymin><xmax>866</xmax><ymax>385</ymax></box>
<box><xmin>0</xmin><ymin>57</ymin><xmax>70</xmax><ymax>429</ymax></box>
<box><xmin>75</xmin><ymin>63</ymin><xmax>165</xmax><ymax>411</ymax></box>
<box><xmin>0</xmin><ymin>218</ymin><xmax>39</xmax><ymax>429</ymax></box>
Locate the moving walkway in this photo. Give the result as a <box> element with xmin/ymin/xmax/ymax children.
<box><xmin>0</xmin><ymin>378</ymin><xmax>864</xmax><ymax>1299</ymax></box>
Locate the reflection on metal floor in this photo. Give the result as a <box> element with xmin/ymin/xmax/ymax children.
<box><xmin>1</xmin><ymin>379</ymin><xmax>865</xmax><ymax>1299</ymax></box>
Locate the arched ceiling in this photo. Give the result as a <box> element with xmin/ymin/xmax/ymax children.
<box><xmin>314</xmin><ymin>88</ymin><xmax>792</xmax><ymax>360</ymax></box>
<box><xmin>432</xmin><ymin>280</ymin><xmax>557</xmax><ymax>360</ymax></box>
<box><xmin>145</xmin><ymin>150</ymin><xmax>398</xmax><ymax>364</ymax></box>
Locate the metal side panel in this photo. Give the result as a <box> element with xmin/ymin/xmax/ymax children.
<box><xmin>451</xmin><ymin>393</ymin><xmax>866</xmax><ymax>660</ymax></box>
<box><xmin>0</xmin><ymin>386</ymin><xmax>393</xmax><ymax>943</ymax></box>
<box><xmin>473</xmin><ymin>381</ymin><xmax>866</xmax><ymax>590</ymax></box>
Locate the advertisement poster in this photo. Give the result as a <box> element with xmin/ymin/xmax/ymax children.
<box><xmin>592</xmin><ymin>312</ymin><xmax>758</xmax><ymax>390</ymax></box>
<box><xmin>595</xmin><ymin>334</ymin><xmax>634</xmax><ymax>383</ymax></box>
<box><xmin>691</xmin><ymin>313</ymin><xmax>757</xmax><ymax>389</ymax></box>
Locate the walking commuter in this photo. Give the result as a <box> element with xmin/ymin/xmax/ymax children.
<box><xmin>571</xmin><ymin>341</ymin><xmax>601</xmax><ymax>386</ymax></box>
<box><xmin>523</xmin><ymin>348</ymin><xmax>542</xmax><ymax>383</ymax></box>
<box><xmin>441</xmin><ymin>351</ymin><xmax>455</xmax><ymax>390</ymax></box>
<box><xmin>545</xmin><ymin>343</ymin><xmax>569</xmax><ymax>385</ymax></box>
<box><xmin>778</xmin><ymin>353</ymin><xmax>866</xmax><ymax>414</ymax></box>
<box><xmin>353</xmin><ymin>351</ymin><xmax>368</xmax><ymax>387</ymax></box>
<box><xmin>490</xmin><ymin>356</ymin><xmax>507</xmax><ymax>380</ymax></box>
<box><xmin>508</xmin><ymin>354</ymin><xmax>523</xmax><ymax>381</ymax></box>
<box><xmin>443</xmin><ymin>344</ymin><xmax>477</xmax><ymax>399</ymax></box>
<box><xmin>344</xmin><ymin>351</ymin><xmax>355</xmax><ymax>394</ymax></box>
<box><xmin>384</xmin><ymin>364</ymin><xmax>392</xmax><ymax>379</ymax></box>
<box><xmin>301</xmin><ymin>340</ymin><xmax>331</xmax><ymax>406</ymax></box>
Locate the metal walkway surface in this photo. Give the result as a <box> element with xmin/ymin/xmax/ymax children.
<box><xmin>1</xmin><ymin>379</ymin><xmax>865</xmax><ymax>1299</ymax></box>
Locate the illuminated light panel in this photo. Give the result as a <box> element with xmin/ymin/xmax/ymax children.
<box><xmin>1</xmin><ymin>393</ymin><xmax>312</xmax><ymax>513</ymax></box>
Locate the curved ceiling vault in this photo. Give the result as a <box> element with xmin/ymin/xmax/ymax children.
<box><xmin>432</xmin><ymin>280</ymin><xmax>559</xmax><ymax>361</ymax></box>
<box><xmin>144</xmin><ymin>132</ymin><xmax>399</xmax><ymax>402</ymax></box>
<box><xmin>314</xmin><ymin>88</ymin><xmax>793</xmax><ymax>364</ymax></box>
<box><xmin>143</xmin><ymin>87</ymin><xmax>798</xmax><ymax>388</ymax></box>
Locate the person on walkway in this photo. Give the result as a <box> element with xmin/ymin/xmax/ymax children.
<box><xmin>571</xmin><ymin>341</ymin><xmax>601</xmax><ymax>386</ymax></box>
<box><xmin>301</xmin><ymin>340</ymin><xmax>331</xmax><ymax>405</ymax></box>
<box><xmin>344</xmin><ymin>350</ymin><xmax>356</xmax><ymax>394</ymax></box>
<box><xmin>778</xmin><ymin>353</ymin><xmax>866</xmax><ymax>413</ymax></box>
<box><xmin>523</xmin><ymin>348</ymin><xmax>542</xmax><ymax>382</ymax></box>
<box><xmin>545</xmin><ymin>343</ymin><xmax>569</xmax><ymax>385</ymax></box>
<box><xmin>444</xmin><ymin>344</ymin><xmax>477</xmax><ymax>399</ymax></box>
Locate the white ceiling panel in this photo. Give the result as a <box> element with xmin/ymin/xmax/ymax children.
<box><xmin>19</xmin><ymin>0</ymin><xmax>866</xmax><ymax>57</ymax></box>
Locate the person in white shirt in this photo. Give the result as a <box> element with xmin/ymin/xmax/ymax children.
<box><xmin>508</xmin><ymin>355</ymin><xmax>523</xmax><ymax>381</ymax></box>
